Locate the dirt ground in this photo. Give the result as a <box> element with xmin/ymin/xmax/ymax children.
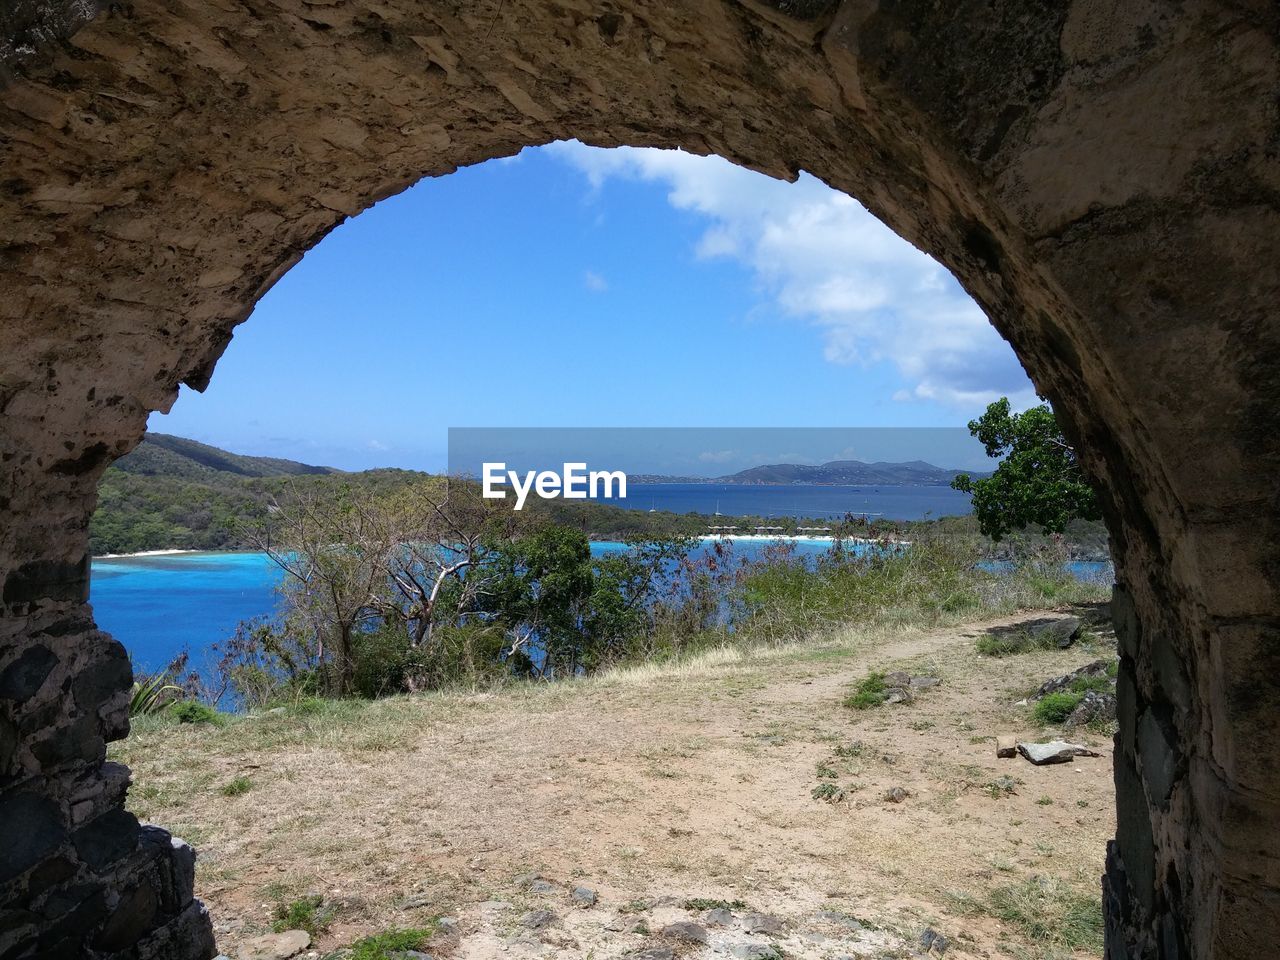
<box><xmin>116</xmin><ymin>610</ymin><xmax>1118</xmax><ymax>960</ymax></box>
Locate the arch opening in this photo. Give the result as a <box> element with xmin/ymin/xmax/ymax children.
<box><xmin>1</xmin><ymin>3</ymin><xmax>1277</xmax><ymax>959</ymax></box>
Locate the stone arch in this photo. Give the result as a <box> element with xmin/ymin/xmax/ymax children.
<box><xmin>1</xmin><ymin>2</ymin><xmax>1276</xmax><ymax>957</ymax></box>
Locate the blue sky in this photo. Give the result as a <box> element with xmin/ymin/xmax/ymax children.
<box><xmin>150</xmin><ymin>142</ymin><xmax>1035</xmax><ymax>471</ymax></box>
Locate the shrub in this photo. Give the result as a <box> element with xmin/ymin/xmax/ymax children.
<box><xmin>170</xmin><ymin>701</ymin><xmax>223</xmax><ymax>725</ymax></box>
<box><xmin>1033</xmin><ymin>691</ymin><xmax>1083</xmax><ymax>724</ymax></box>
<box><xmin>220</xmin><ymin>775</ymin><xmax>252</xmax><ymax>797</ymax></box>
<box><xmin>273</xmin><ymin>894</ymin><xmax>333</xmax><ymax>936</ymax></box>
<box><xmin>844</xmin><ymin>672</ymin><xmax>888</xmax><ymax>710</ymax></box>
<box><xmin>985</xmin><ymin>775</ymin><xmax>1019</xmax><ymax>799</ymax></box>
<box><xmin>348</xmin><ymin>928</ymin><xmax>436</xmax><ymax>960</ymax></box>
<box><xmin>130</xmin><ymin>674</ymin><xmax>181</xmax><ymax>716</ymax></box>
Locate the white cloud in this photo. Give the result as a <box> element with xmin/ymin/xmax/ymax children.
<box><xmin>584</xmin><ymin>270</ymin><xmax>608</xmax><ymax>292</ymax></box>
<box><xmin>546</xmin><ymin>141</ymin><xmax>1035</xmax><ymax>410</ymax></box>
<box><xmin>698</xmin><ymin>449</ymin><xmax>738</xmax><ymax>463</ymax></box>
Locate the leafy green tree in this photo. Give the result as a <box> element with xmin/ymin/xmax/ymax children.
<box><xmin>487</xmin><ymin>526</ymin><xmax>597</xmax><ymax>676</ymax></box>
<box><xmin>951</xmin><ymin>398</ymin><xmax>1100</xmax><ymax>540</ymax></box>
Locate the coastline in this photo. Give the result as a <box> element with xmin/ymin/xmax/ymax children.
<box><xmin>697</xmin><ymin>533</ymin><xmax>911</xmax><ymax>545</ymax></box>
<box><xmin>94</xmin><ymin>548</ymin><xmax>202</xmax><ymax>560</ymax></box>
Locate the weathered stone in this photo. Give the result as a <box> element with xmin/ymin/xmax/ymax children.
<box><xmin>731</xmin><ymin>946</ymin><xmax>782</xmax><ymax>960</ymax></box>
<box><xmin>237</xmin><ymin>930</ymin><xmax>310</xmax><ymax>960</ymax></box>
<box><xmin>1017</xmin><ymin>741</ymin><xmax>1102</xmax><ymax>766</ymax></box>
<box><xmin>0</xmin><ymin>644</ymin><xmax>58</xmax><ymax>701</ymax></box>
<box><xmin>996</xmin><ymin>736</ymin><xmax>1018</xmax><ymax>759</ymax></box>
<box><xmin>884</xmin><ymin>687</ymin><xmax>914</xmax><ymax>705</ymax></box>
<box><xmin>520</xmin><ymin>909</ymin><xmax>557</xmax><ymax>930</ymax></box>
<box><xmin>94</xmin><ymin>880</ymin><xmax>160</xmax><ymax>951</ymax></box>
<box><xmin>72</xmin><ymin>807</ymin><xmax>139</xmax><ymax>870</ymax></box>
<box><xmin>882</xmin><ymin>786</ymin><xmax>909</xmax><ymax>803</ymax></box>
<box><xmin>704</xmin><ymin>907</ymin><xmax>735</xmax><ymax>926</ymax></box>
<box><xmin>0</xmin><ymin>790</ymin><xmax>65</xmax><ymax>883</ymax></box>
<box><xmin>910</xmin><ymin>676</ymin><xmax>942</xmax><ymax>690</ymax></box>
<box><xmin>740</xmin><ymin>913</ymin><xmax>783</xmax><ymax>934</ymax></box>
<box><xmin>1034</xmin><ymin>660</ymin><xmax>1113</xmax><ymax>699</ymax></box>
<box><xmin>1030</xmin><ymin>617</ymin><xmax>1083</xmax><ymax>649</ymax></box>
<box><xmin>570</xmin><ymin>885</ymin><xmax>597</xmax><ymax>907</ymax></box>
<box><xmin>660</xmin><ymin>921</ymin><xmax>708</xmax><ymax>943</ymax></box>
<box><xmin>526</xmin><ymin>878</ymin><xmax>557</xmax><ymax>894</ymax></box>
<box><xmin>1065</xmin><ymin>691</ymin><xmax>1117</xmax><ymax>727</ymax></box>
<box><xmin>626</xmin><ymin>948</ymin><xmax>674</xmax><ymax>960</ymax></box>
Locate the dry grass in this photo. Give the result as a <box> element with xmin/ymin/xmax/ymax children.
<box><xmin>114</xmin><ymin>609</ymin><xmax>1117</xmax><ymax>960</ymax></box>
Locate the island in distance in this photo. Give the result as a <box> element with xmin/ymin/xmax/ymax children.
<box><xmin>629</xmin><ymin>459</ymin><xmax>991</xmax><ymax>486</ymax></box>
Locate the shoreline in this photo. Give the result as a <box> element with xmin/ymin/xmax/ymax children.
<box><xmin>95</xmin><ymin>548</ymin><xmax>202</xmax><ymax>560</ymax></box>
<box><xmin>697</xmin><ymin>533</ymin><xmax>912</xmax><ymax>545</ymax></box>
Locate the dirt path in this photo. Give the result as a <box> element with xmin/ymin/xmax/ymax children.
<box><xmin>117</xmin><ymin>611</ymin><xmax>1117</xmax><ymax>959</ymax></box>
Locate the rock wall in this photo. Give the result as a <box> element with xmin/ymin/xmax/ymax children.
<box><xmin>1</xmin><ymin>1</ymin><xmax>1276</xmax><ymax>957</ymax></box>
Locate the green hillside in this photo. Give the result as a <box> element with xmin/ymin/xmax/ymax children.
<box><xmin>89</xmin><ymin>435</ymin><xmax>708</xmax><ymax>555</ymax></box>
<box><xmin>91</xmin><ymin>435</ymin><xmax>347</xmax><ymax>555</ymax></box>
<box><xmin>114</xmin><ymin>433</ymin><xmax>341</xmax><ymax>480</ymax></box>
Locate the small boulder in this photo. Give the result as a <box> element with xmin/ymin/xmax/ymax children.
<box><xmin>910</xmin><ymin>676</ymin><xmax>942</xmax><ymax>690</ymax></box>
<box><xmin>521</xmin><ymin>909</ymin><xmax>558</xmax><ymax>929</ymax></box>
<box><xmin>1034</xmin><ymin>660</ymin><xmax>1112</xmax><ymax>699</ymax></box>
<box><xmin>731</xmin><ymin>946</ymin><xmax>783</xmax><ymax>960</ymax></box>
<box><xmin>884</xmin><ymin>671</ymin><xmax>912</xmax><ymax>688</ymax></box>
<box><xmin>1030</xmin><ymin>616</ymin><xmax>1083</xmax><ymax>649</ymax></box>
<box><xmin>627</xmin><ymin>949</ymin><xmax>675</xmax><ymax>960</ymax></box>
<box><xmin>740</xmin><ymin>912</ymin><xmax>783</xmax><ymax>934</ymax></box>
<box><xmin>571</xmin><ymin>886</ymin><xmax>598</xmax><ymax>907</ymax></box>
<box><xmin>660</xmin><ymin>921</ymin><xmax>708</xmax><ymax>943</ymax></box>
<box><xmin>996</xmin><ymin>736</ymin><xmax>1018</xmax><ymax>759</ymax></box>
<box><xmin>704</xmin><ymin>907</ymin><xmax>735</xmax><ymax>927</ymax></box>
<box><xmin>236</xmin><ymin>931</ymin><xmax>310</xmax><ymax>960</ymax></box>
<box><xmin>884</xmin><ymin>687</ymin><xmax>914</xmax><ymax>705</ymax></box>
<box><xmin>527</xmin><ymin>879</ymin><xmax>558</xmax><ymax>894</ymax></box>
<box><xmin>1064</xmin><ymin>691</ymin><xmax>1117</xmax><ymax>727</ymax></box>
<box><xmin>1017</xmin><ymin>740</ymin><xmax>1101</xmax><ymax>765</ymax></box>
<box><xmin>882</xmin><ymin>786</ymin><xmax>908</xmax><ymax>803</ymax></box>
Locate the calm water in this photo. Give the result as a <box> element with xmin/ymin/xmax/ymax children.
<box><xmin>92</xmin><ymin>543</ymin><xmax>1113</xmax><ymax>675</ymax></box>
<box><xmin>614</xmin><ymin>482</ymin><xmax>972</xmax><ymax>520</ymax></box>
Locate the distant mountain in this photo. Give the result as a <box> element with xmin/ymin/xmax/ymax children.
<box><xmin>719</xmin><ymin>459</ymin><xmax>983</xmax><ymax>486</ymax></box>
<box><xmin>114</xmin><ymin>433</ymin><xmax>340</xmax><ymax>481</ymax></box>
<box><xmin>631</xmin><ymin>459</ymin><xmax>985</xmax><ymax>486</ymax></box>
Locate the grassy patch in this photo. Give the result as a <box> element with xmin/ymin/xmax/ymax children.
<box><xmin>273</xmin><ymin>894</ymin><xmax>333</xmax><ymax>936</ymax></box>
<box><xmin>844</xmin><ymin>672</ymin><xmax>887</xmax><ymax>710</ymax></box>
<box><xmin>220</xmin><ymin>775</ymin><xmax>253</xmax><ymax>797</ymax></box>
<box><xmin>347</xmin><ymin>927</ymin><xmax>437</xmax><ymax>960</ymax></box>
<box><xmin>974</xmin><ymin>628</ymin><xmax>1060</xmax><ymax>657</ymax></box>
<box><xmin>683</xmin><ymin>897</ymin><xmax>747</xmax><ymax>912</ymax></box>
<box><xmin>1069</xmin><ymin>673</ymin><xmax>1113</xmax><ymax>695</ymax></box>
<box><xmin>947</xmin><ymin>877</ymin><xmax>1103</xmax><ymax>954</ymax></box>
<box><xmin>1033</xmin><ymin>692</ymin><xmax>1083</xmax><ymax>724</ymax></box>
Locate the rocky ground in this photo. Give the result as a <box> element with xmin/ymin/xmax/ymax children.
<box><xmin>115</xmin><ymin>609</ymin><xmax>1118</xmax><ymax>960</ymax></box>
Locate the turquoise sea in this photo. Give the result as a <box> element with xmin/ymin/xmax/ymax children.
<box><xmin>91</xmin><ymin>543</ymin><xmax>1113</xmax><ymax>675</ymax></box>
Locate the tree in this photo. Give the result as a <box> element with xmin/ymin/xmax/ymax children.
<box><xmin>246</xmin><ymin>483</ymin><xmax>399</xmax><ymax>695</ymax></box>
<box><xmin>951</xmin><ymin>397</ymin><xmax>1100</xmax><ymax>540</ymax></box>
